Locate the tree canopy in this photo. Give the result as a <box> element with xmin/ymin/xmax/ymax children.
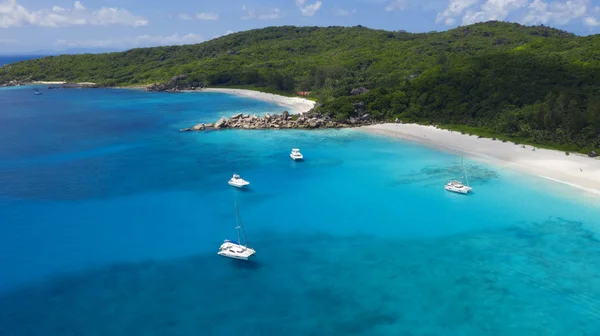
<box><xmin>1</xmin><ymin>21</ymin><xmax>599</xmax><ymax>152</ymax></box>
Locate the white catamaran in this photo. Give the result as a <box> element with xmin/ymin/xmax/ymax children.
<box><xmin>218</xmin><ymin>202</ymin><xmax>256</xmax><ymax>260</ymax></box>
<box><xmin>290</xmin><ymin>148</ymin><xmax>303</xmax><ymax>161</ymax></box>
<box><xmin>444</xmin><ymin>155</ymin><xmax>473</xmax><ymax>194</ymax></box>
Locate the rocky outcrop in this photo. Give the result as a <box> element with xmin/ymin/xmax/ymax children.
<box><xmin>145</xmin><ymin>74</ymin><xmax>205</xmax><ymax>92</ymax></box>
<box><xmin>350</xmin><ymin>87</ymin><xmax>370</xmax><ymax>95</ymax></box>
<box><xmin>181</xmin><ymin>111</ymin><xmax>376</xmax><ymax>132</ymax></box>
<box><xmin>589</xmin><ymin>151</ymin><xmax>598</xmax><ymax>158</ymax></box>
<box><xmin>0</xmin><ymin>78</ymin><xmax>31</xmax><ymax>87</ymax></box>
<box><xmin>60</xmin><ymin>83</ymin><xmax>99</xmax><ymax>89</ymax></box>
<box><xmin>353</xmin><ymin>102</ymin><xmax>367</xmax><ymax>116</ymax></box>
<box><xmin>214</xmin><ymin>116</ymin><xmax>229</xmax><ymax>129</ymax></box>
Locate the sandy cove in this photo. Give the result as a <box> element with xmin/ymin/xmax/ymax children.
<box><xmin>363</xmin><ymin>123</ymin><xmax>600</xmax><ymax>195</ymax></box>
<box><xmin>197</xmin><ymin>88</ymin><xmax>316</xmax><ymax>114</ymax></box>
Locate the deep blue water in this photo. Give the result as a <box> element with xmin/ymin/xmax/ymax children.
<box><xmin>2</xmin><ymin>86</ymin><xmax>600</xmax><ymax>335</ymax></box>
<box><xmin>0</xmin><ymin>55</ymin><xmax>45</xmax><ymax>67</ymax></box>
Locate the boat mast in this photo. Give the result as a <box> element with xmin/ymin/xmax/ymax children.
<box><xmin>462</xmin><ymin>154</ymin><xmax>470</xmax><ymax>186</ymax></box>
<box><xmin>234</xmin><ymin>201</ymin><xmax>249</xmax><ymax>247</ymax></box>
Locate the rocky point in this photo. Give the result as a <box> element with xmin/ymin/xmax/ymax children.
<box><xmin>179</xmin><ymin>111</ymin><xmax>375</xmax><ymax>132</ymax></box>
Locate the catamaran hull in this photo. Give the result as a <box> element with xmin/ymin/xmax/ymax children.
<box><xmin>217</xmin><ymin>252</ymin><xmax>254</xmax><ymax>260</ymax></box>
<box><xmin>218</xmin><ymin>242</ymin><xmax>256</xmax><ymax>260</ymax></box>
<box><xmin>444</xmin><ymin>186</ymin><xmax>471</xmax><ymax>194</ymax></box>
<box><xmin>290</xmin><ymin>154</ymin><xmax>303</xmax><ymax>161</ymax></box>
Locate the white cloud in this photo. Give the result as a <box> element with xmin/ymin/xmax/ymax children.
<box><xmin>522</xmin><ymin>0</ymin><xmax>587</xmax><ymax>25</ymax></box>
<box><xmin>0</xmin><ymin>37</ymin><xmax>16</xmax><ymax>43</ymax></box>
<box><xmin>334</xmin><ymin>8</ymin><xmax>357</xmax><ymax>16</ymax></box>
<box><xmin>295</xmin><ymin>0</ymin><xmax>322</xmax><ymax>16</ymax></box>
<box><xmin>462</xmin><ymin>0</ymin><xmax>529</xmax><ymax>25</ymax></box>
<box><xmin>196</xmin><ymin>12</ymin><xmax>219</xmax><ymax>20</ymax></box>
<box><xmin>437</xmin><ymin>0</ymin><xmax>597</xmax><ymax>27</ymax></box>
<box><xmin>241</xmin><ymin>5</ymin><xmax>281</xmax><ymax>20</ymax></box>
<box><xmin>385</xmin><ymin>0</ymin><xmax>409</xmax><ymax>11</ymax></box>
<box><xmin>0</xmin><ymin>0</ymin><xmax>35</xmax><ymax>28</ymax></box>
<box><xmin>584</xmin><ymin>16</ymin><xmax>600</xmax><ymax>26</ymax></box>
<box><xmin>56</xmin><ymin>33</ymin><xmax>204</xmax><ymax>48</ymax></box>
<box><xmin>436</xmin><ymin>0</ymin><xmax>479</xmax><ymax>25</ymax></box>
<box><xmin>73</xmin><ymin>1</ymin><xmax>85</xmax><ymax>10</ymax></box>
<box><xmin>0</xmin><ymin>0</ymin><xmax>148</xmax><ymax>28</ymax></box>
<box><xmin>178</xmin><ymin>14</ymin><xmax>192</xmax><ymax>20</ymax></box>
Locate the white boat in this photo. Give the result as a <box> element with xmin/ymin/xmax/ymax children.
<box><xmin>290</xmin><ymin>148</ymin><xmax>303</xmax><ymax>161</ymax></box>
<box><xmin>228</xmin><ymin>174</ymin><xmax>250</xmax><ymax>188</ymax></box>
<box><xmin>218</xmin><ymin>202</ymin><xmax>256</xmax><ymax>260</ymax></box>
<box><xmin>445</xmin><ymin>155</ymin><xmax>473</xmax><ymax>194</ymax></box>
<box><xmin>444</xmin><ymin>180</ymin><xmax>473</xmax><ymax>194</ymax></box>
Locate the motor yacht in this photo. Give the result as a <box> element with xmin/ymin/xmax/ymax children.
<box><xmin>228</xmin><ymin>174</ymin><xmax>250</xmax><ymax>188</ymax></box>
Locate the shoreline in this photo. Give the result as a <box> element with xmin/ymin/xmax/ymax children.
<box><xmin>32</xmin><ymin>81</ymin><xmax>97</xmax><ymax>85</ymax></box>
<box><xmin>3</xmin><ymin>82</ymin><xmax>315</xmax><ymax>114</ymax></box>
<box><xmin>192</xmin><ymin>88</ymin><xmax>315</xmax><ymax>114</ymax></box>
<box><xmin>33</xmin><ymin>81</ymin><xmax>66</xmax><ymax>85</ymax></box>
<box><xmin>362</xmin><ymin>123</ymin><xmax>600</xmax><ymax>196</ymax></box>
<box><xmin>5</xmin><ymin>81</ymin><xmax>599</xmax><ymax>195</ymax></box>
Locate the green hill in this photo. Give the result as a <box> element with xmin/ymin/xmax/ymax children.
<box><xmin>1</xmin><ymin>21</ymin><xmax>599</xmax><ymax>152</ymax></box>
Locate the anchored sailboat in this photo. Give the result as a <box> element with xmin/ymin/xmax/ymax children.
<box><xmin>444</xmin><ymin>155</ymin><xmax>473</xmax><ymax>194</ymax></box>
<box><xmin>217</xmin><ymin>201</ymin><xmax>256</xmax><ymax>260</ymax></box>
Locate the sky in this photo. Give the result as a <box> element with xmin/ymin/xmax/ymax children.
<box><xmin>1</xmin><ymin>0</ymin><xmax>599</xmax><ymax>53</ymax></box>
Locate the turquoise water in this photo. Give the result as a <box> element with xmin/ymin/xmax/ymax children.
<box><xmin>1</xmin><ymin>86</ymin><xmax>600</xmax><ymax>335</ymax></box>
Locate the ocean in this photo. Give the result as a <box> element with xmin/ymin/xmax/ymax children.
<box><xmin>1</xmin><ymin>86</ymin><xmax>600</xmax><ymax>335</ymax></box>
<box><xmin>0</xmin><ymin>55</ymin><xmax>45</xmax><ymax>67</ymax></box>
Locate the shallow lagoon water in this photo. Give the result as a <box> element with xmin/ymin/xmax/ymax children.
<box><xmin>1</xmin><ymin>87</ymin><xmax>600</xmax><ymax>335</ymax></box>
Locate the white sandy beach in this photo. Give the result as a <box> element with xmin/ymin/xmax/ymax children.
<box><xmin>363</xmin><ymin>123</ymin><xmax>600</xmax><ymax>195</ymax></box>
<box><xmin>199</xmin><ymin>88</ymin><xmax>316</xmax><ymax>114</ymax></box>
<box><xmin>32</xmin><ymin>81</ymin><xmax>96</xmax><ymax>85</ymax></box>
<box><xmin>33</xmin><ymin>81</ymin><xmax>66</xmax><ymax>84</ymax></box>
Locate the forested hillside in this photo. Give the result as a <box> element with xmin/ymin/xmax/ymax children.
<box><xmin>1</xmin><ymin>21</ymin><xmax>599</xmax><ymax>152</ymax></box>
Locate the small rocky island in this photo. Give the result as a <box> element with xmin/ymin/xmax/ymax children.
<box><xmin>180</xmin><ymin>110</ymin><xmax>375</xmax><ymax>132</ymax></box>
